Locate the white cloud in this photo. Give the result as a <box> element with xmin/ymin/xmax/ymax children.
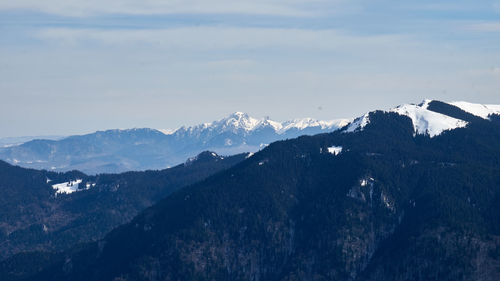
<box><xmin>0</xmin><ymin>0</ymin><xmax>334</xmax><ymax>17</ymax></box>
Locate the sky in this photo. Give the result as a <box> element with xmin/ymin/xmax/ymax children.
<box><xmin>1</xmin><ymin>0</ymin><xmax>500</xmax><ymax>137</ymax></box>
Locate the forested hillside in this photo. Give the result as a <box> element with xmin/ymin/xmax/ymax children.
<box><xmin>0</xmin><ymin>151</ymin><xmax>247</xmax><ymax>261</ymax></box>
<box><xmin>6</xmin><ymin>102</ymin><xmax>499</xmax><ymax>281</ymax></box>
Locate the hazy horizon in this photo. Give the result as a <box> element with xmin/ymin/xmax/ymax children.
<box><xmin>1</xmin><ymin>1</ymin><xmax>500</xmax><ymax>137</ymax></box>
<box><xmin>0</xmin><ymin>110</ymin><xmax>354</xmax><ymax>138</ymax></box>
<box><xmin>1</xmin><ymin>98</ymin><xmax>498</xmax><ymax>138</ymax></box>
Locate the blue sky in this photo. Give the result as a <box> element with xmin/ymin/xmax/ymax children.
<box><xmin>1</xmin><ymin>0</ymin><xmax>500</xmax><ymax>137</ymax></box>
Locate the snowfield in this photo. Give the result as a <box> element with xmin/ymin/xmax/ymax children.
<box><xmin>390</xmin><ymin>101</ymin><xmax>468</xmax><ymax>137</ymax></box>
<box><xmin>327</xmin><ymin>146</ymin><xmax>343</xmax><ymax>155</ymax></box>
<box><xmin>450</xmin><ymin>101</ymin><xmax>500</xmax><ymax>120</ymax></box>
<box><xmin>344</xmin><ymin>99</ymin><xmax>475</xmax><ymax>137</ymax></box>
<box><xmin>52</xmin><ymin>179</ymin><xmax>83</xmax><ymax>195</ymax></box>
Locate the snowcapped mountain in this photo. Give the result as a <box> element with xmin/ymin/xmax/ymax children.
<box><xmin>2</xmin><ymin>100</ymin><xmax>497</xmax><ymax>174</ymax></box>
<box><xmin>169</xmin><ymin>112</ymin><xmax>348</xmax><ymax>137</ymax></box>
<box><xmin>449</xmin><ymin>101</ymin><xmax>500</xmax><ymax>119</ymax></box>
<box><xmin>345</xmin><ymin>99</ymin><xmax>500</xmax><ymax>137</ymax></box>
<box><xmin>0</xmin><ymin>113</ymin><xmax>348</xmax><ymax>174</ymax></box>
<box><xmin>168</xmin><ymin>112</ymin><xmax>349</xmax><ymax>154</ymax></box>
<box><xmin>18</xmin><ymin>98</ymin><xmax>500</xmax><ymax>281</ymax></box>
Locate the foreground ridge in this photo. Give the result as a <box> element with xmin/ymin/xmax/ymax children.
<box><xmin>7</xmin><ymin>99</ymin><xmax>499</xmax><ymax>281</ymax></box>
<box><xmin>345</xmin><ymin>99</ymin><xmax>499</xmax><ymax>137</ymax></box>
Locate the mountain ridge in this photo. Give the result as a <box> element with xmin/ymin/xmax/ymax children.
<box><xmin>346</xmin><ymin>99</ymin><xmax>500</xmax><ymax>137</ymax></box>
<box><xmin>0</xmin><ymin>113</ymin><xmax>349</xmax><ymax>174</ymax></box>
<box><xmin>167</xmin><ymin>112</ymin><xmax>348</xmax><ymax>136</ymax></box>
<box><xmin>0</xmin><ymin>150</ymin><xmax>248</xmax><ymax>261</ymax></box>
<box><xmin>12</xmin><ymin>99</ymin><xmax>500</xmax><ymax>281</ymax></box>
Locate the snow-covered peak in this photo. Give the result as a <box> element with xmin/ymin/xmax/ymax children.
<box><xmin>171</xmin><ymin>112</ymin><xmax>348</xmax><ymax>136</ymax></box>
<box><xmin>419</xmin><ymin>99</ymin><xmax>433</xmax><ymax>109</ymax></box>
<box><xmin>390</xmin><ymin>103</ymin><xmax>467</xmax><ymax>137</ymax></box>
<box><xmin>345</xmin><ymin>113</ymin><xmax>370</xmax><ymax>133</ymax></box>
<box><xmin>449</xmin><ymin>101</ymin><xmax>500</xmax><ymax>120</ymax></box>
<box><xmin>280</xmin><ymin>118</ymin><xmax>350</xmax><ymax>133</ymax></box>
<box><xmin>220</xmin><ymin>112</ymin><xmax>261</xmax><ymax>132</ymax></box>
<box><xmin>229</xmin><ymin>111</ymin><xmax>248</xmax><ymax>119</ymax></box>
<box><xmin>345</xmin><ymin>100</ymin><xmax>469</xmax><ymax>137</ymax></box>
<box><xmin>185</xmin><ymin>151</ymin><xmax>224</xmax><ymax>165</ymax></box>
<box><xmin>282</xmin><ymin>118</ymin><xmax>324</xmax><ymax>130</ymax></box>
<box><xmin>259</xmin><ymin>117</ymin><xmax>284</xmax><ymax>131</ymax></box>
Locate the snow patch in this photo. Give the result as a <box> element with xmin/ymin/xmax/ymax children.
<box><xmin>359</xmin><ymin>177</ymin><xmax>375</xmax><ymax>187</ymax></box>
<box><xmin>52</xmin><ymin>179</ymin><xmax>83</xmax><ymax>195</ymax></box>
<box><xmin>344</xmin><ymin>100</ymin><xmax>469</xmax><ymax>137</ymax></box>
<box><xmin>265</xmin><ymin>119</ymin><xmax>284</xmax><ymax>131</ymax></box>
<box><xmin>391</xmin><ymin>103</ymin><xmax>467</xmax><ymax>137</ymax></box>
<box><xmin>345</xmin><ymin>114</ymin><xmax>370</xmax><ymax>133</ymax></box>
<box><xmin>449</xmin><ymin>101</ymin><xmax>500</xmax><ymax>120</ymax></box>
<box><xmin>158</xmin><ymin>128</ymin><xmax>176</xmax><ymax>135</ymax></box>
<box><xmin>327</xmin><ymin>146</ymin><xmax>343</xmax><ymax>156</ymax></box>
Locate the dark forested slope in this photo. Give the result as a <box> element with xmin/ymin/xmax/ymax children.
<box><xmin>0</xmin><ymin>151</ymin><xmax>247</xmax><ymax>261</ymax></box>
<box><xmin>19</xmin><ymin>103</ymin><xmax>500</xmax><ymax>281</ymax></box>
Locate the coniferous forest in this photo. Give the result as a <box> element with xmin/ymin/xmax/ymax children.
<box><xmin>0</xmin><ymin>101</ymin><xmax>499</xmax><ymax>280</ymax></box>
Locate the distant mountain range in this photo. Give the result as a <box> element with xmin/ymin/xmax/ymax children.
<box><xmin>0</xmin><ymin>136</ymin><xmax>64</xmax><ymax>148</ymax></box>
<box><xmin>0</xmin><ymin>113</ymin><xmax>349</xmax><ymax>174</ymax></box>
<box><xmin>3</xmin><ymin>99</ymin><xmax>499</xmax><ymax>281</ymax></box>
